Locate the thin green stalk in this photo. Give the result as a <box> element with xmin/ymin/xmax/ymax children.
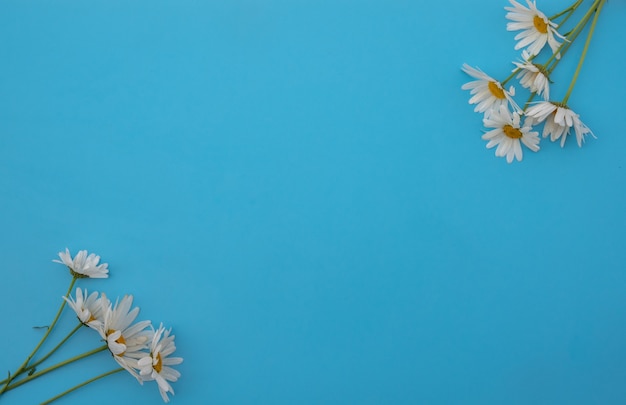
<box><xmin>502</xmin><ymin>68</ymin><xmax>521</xmax><ymax>87</ymax></box>
<box><xmin>0</xmin><ymin>277</ymin><xmax>78</xmax><ymax>394</ymax></box>
<box><xmin>40</xmin><ymin>368</ymin><xmax>124</xmax><ymax>405</ymax></box>
<box><xmin>550</xmin><ymin>0</ymin><xmax>584</xmax><ymax>20</ymax></box>
<box><xmin>3</xmin><ymin>345</ymin><xmax>107</xmax><ymax>392</ymax></box>
<box><xmin>562</xmin><ymin>0</ymin><xmax>605</xmax><ymax>103</ymax></box>
<box><xmin>555</xmin><ymin>8</ymin><xmax>576</xmax><ymax>33</ymax></box>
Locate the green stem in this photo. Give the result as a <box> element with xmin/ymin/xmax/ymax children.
<box><xmin>40</xmin><ymin>368</ymin><xmax>124</xmax><ymax>405</ymax></box>
<box><xmin>501</xmin><ymin>67</ymin><xmax>521</xmax><ymax>87</ymax></box>
<box><xmin>555</xmin><ymin>9</ymin><xmax>576</xmax><ymax>33</ymax></box>
<box><xmin>562</xmin><ymin>0</ymin><xmax>605</xmax><ymax>103</ymax></box>
<box><xmin>3</xmin><ymin>345</ymin><xmax>107</xmax><ymax>392</ymax></box>
<box><xmin>550</xmin><ymin>0</ymin><xmax>584</xmax><ymax>20</ymax></box>
<box><xmin>0</xmin><ymin>277</ymin><xmax>77</xmax><ymax>394</ymax></box>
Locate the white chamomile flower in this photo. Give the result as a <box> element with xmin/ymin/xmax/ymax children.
<box><xmin>63</xmin><ymin>288</ymin><xmax>105</xmax><ymax>330</ymax></box>
<box><xmin>482</xmin><ymin>105</ymin><xmax>540</xmax><ymax>163</ymax></box>
<box><xmin>99</xmin><ymin>294</ymin><xmax>152</xmax><ymax>381</ymax></box>
<box><xmin>54</xmin><ymin>248</ymin><xmax>109</xmax><ymax>279</ymax></box>
<box><xmin>138</xmin><ymin>323</ymin><xmax>183</xmax><ymax>403</ymax></box>
<box><xmin>505</xmin><ymin>0</ymin><xmax>565</xmax><ymax>57</ymax></box>
<box><xmin>525</xmin><ymin>101</ymin><xmax>594</xmax><ymax>147</ymax></box>
<box><xmin>513</xmin><ymin>51</ymin><xmax>551</xmax><ymax>99</ymax></box>
<box><xmin>462</xmin><ymin>64</ymin><xmax>520</xmax><ymax>117</ymax></box>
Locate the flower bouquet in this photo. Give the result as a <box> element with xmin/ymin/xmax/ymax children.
<box><xmin>0</xmin><ymin>249</ymin><xmax>183</xmax><ymax>404</ymax></box>
<box><xmin>462</xmin><ymin>0</ymin><xmax>607</xmax><ymax>162</ymax></box>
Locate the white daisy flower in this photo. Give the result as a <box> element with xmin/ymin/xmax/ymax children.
<box><xmin>462</xmin><ymin>64</ymin><xmax>520</xmax><ymax>117</ymax></box>
<box><xmin>525</xmin><ymin>101</ymin><xmax>594</xmax><ymax>147</ymax></box>
<box><xmin>138</xmin><ymin>323</ymin><xmax>183</xmax><ymax>403</ymax></box>
<box><xmin>54</xmin><ymin>248</ymin><xmax>109</xmax><ymax>279</ymax></box>
<box><xmin>63</xmin><ymin>288</ymin><xmax>106</xmax><ymax>330</ymax></box>
<box><xmin>513</xmin><ymin>51</ymin><xmax>551</xmax><ymax>99</ymax></box>
<box><xmin>482</xmin><ymin>105</ymin><xmax>540</xmax><ymax>163</ymax></box>
<box><xmin>98</xmin><ymin>294</ymin><xmax>152</xmax><ymax>381</ymax></box>
<box><xmin>505</xmin><ymin>0</ymin><xmax>565</xmax><ymax>57</ymax></box>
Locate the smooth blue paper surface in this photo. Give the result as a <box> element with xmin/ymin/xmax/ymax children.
<box><xmin>1</xmin><ymin>0</ymin><xmax>626</xmax><ymax>404</ymax></box>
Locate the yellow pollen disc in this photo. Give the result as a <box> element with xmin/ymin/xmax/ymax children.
<box><xmin>533</xmin><ymin>15</ymin><xmax>548</xmax><ymax>34</ymax></box>
<box><xmin>154</xmin><ymin>353</ymin><xmax>163</xmax><ymax>373</ymax></box>
<box><xmin>488</xmin><ymin>81</ymin><xmax>506</xmax><ymax>99</ymax></box>
<box><xmin>87</xmin><ymin>314</ymin><xmax>96</xmax><ymax>323</ymax></box>
<box><xmin>503</xmin><ymin>125</ymin><xmax>523</xmax><ymax>139</ymax></box>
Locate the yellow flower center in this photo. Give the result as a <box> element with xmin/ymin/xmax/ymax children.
<box><xmin>154</xmin><ymin>353</ymin><xmax>163</xmax><ymax>373</ymax></box>
<box><xmin>488</xmin><ymin>81</ymin><xmax>506</xmax><ymax>99</ymax></box>
<box><xmin>503</xmin><ymin>125</ymin><xmax>523</xmax><ymax>139</ymax></box>
<box><xmin>533</xmin><ymin>15</ymin><xmax>548</xmax><ymax>34</ymax></box>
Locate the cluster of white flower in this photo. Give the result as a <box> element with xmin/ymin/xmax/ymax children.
<box><xmin>64</xmin><ymin>290</ymin><xmax>182</xmax><ymax>402</ymax></box>
<box><xmin>58</xmin><ymin>249</ymin><xmax>183</xmax><ymax>403</ymax></box>
<box><xmin>462</xmin><ymin>0</ymin><xmax>606</xmax><ymax>163</ymax></box>
<box><xmin>0</xmin><ymin>249</ymin><xmax>183</xmax><ymax>404</ymax></box>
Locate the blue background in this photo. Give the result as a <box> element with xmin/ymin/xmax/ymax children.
<box><xmin>1</xmin><ymin>0</ymin><xmax>625</xmax><ymax>404</ymax></box>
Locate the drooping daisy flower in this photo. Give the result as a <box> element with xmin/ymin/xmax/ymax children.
<box><xmin>462</xmin><ymin>64</ymin><xmax>520</xmax><ymax>117</ymax></box>
<box><xmin>505</xmin><ymin>0</ymin><xmax>565</xmax><ymax>57</ymax></box>
<box><xmin>98</xmin><ymin>294</ymin><xmax>152</xmax><ymax>381</ymax></box>
<box><xmin>54</xmin><ymin>248</ymin><xmax>109</xmax><ymax>279</ymax></box>
<box><xmin>482</xmin><ymin>105</ymin><xmax>540</xmax><ymax>163</ymax></box>
<box><xmin>525</xmin><ymin>101</ymin><xmax>593</xmax><ymax>147</ymax></box>
<box><xmin>63</xmin><ymin>288</ymin><xmax>106</xmax><ymax>330</ymax></box>
<box><xmin>513</xmin><ymin>51</ymin><xmax>551</xmax><ymax>99</ymax></box>
<box><xmin>138</xmin><ymin>323</ymin><xmax>183</xmax><ymax>403</ymax></box>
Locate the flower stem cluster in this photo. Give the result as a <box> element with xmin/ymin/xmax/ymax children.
<box><xmin>462</xmin><ymin>0</ymin><xmax>606</xmax><ymax>163</ymax></box>
<box><xmin>0</xmin><ymin>249</ymin><xmax>183</xmax><ymax>404</ymax></box>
